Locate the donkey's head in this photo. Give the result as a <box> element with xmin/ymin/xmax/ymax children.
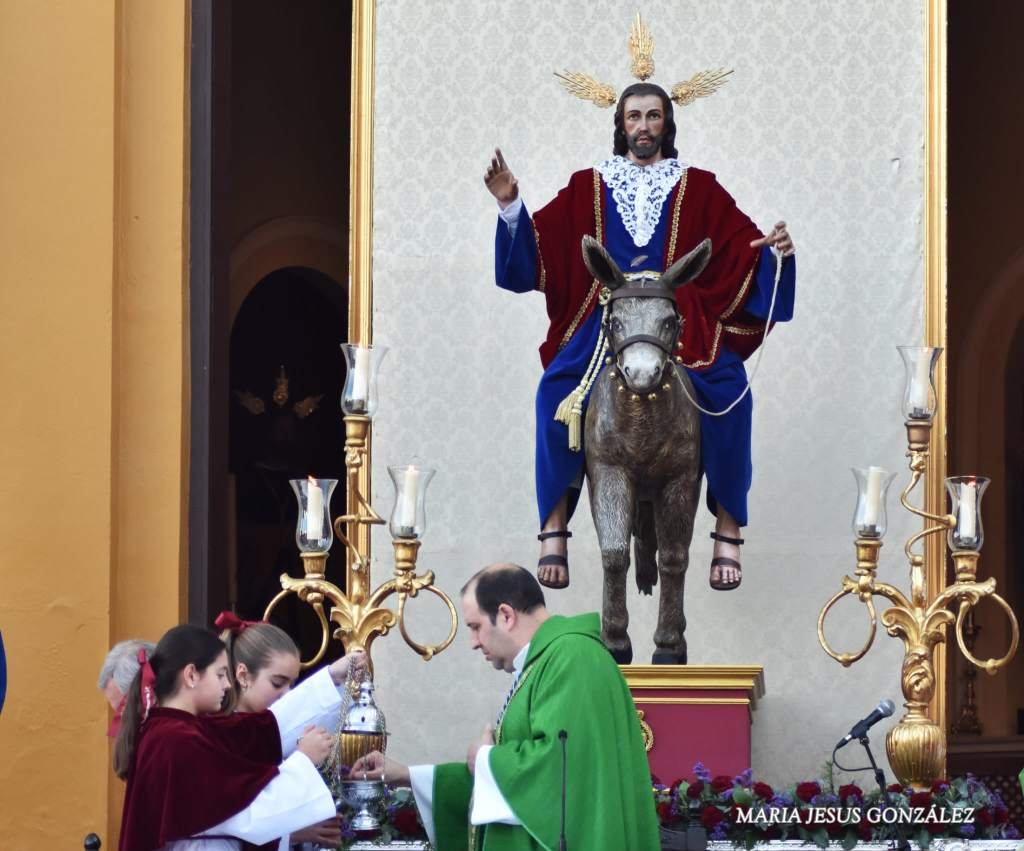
<box><xmin>582</xmin><ymin>236</ymin><xmax>712</xmax><ymax>394</ymax></box>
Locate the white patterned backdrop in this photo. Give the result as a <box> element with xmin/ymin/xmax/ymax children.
<box><xmin>367</xmin><ymin>0</ymin><xmax>925</xmax><ymax>785</ymax></box>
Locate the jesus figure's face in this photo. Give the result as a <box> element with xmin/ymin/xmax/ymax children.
<box><xmin>622</xmin><ymin>94</ymin><xmax>666</xmax><ymax>164</ymax></box>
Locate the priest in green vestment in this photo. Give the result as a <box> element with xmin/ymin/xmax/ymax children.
<box><xmin>353</xmin><ymin>564</ymin><xmax>659</xmax><ymax>850</ymax></box>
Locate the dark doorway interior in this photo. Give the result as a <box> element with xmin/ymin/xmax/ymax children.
<box><xmin>229</xmin><ymin>268</ymin><xmax>347</xmax><ymax>654</ymax></box>
<box><xmin>947</xmin><ymin>0</ymin><xmax>1024</xmax><ymax>827</ymax></box>
<box><xmin>189</xmin><ymin>0</ymin><xmax>351</xmax><ymax>656</ymax></box>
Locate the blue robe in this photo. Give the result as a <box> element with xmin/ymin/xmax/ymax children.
<box><xmin>496</xmin><ymin>185</ymin><xmax>795</xmax><ymax>529</ymax></box>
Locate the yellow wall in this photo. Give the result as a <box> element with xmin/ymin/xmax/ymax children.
<box><xmin>0</xmin><ymin>1</ymin><xmax>188</xmax><ymax>845</ymax></box>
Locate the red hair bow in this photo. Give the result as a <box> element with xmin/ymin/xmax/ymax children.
<box><xmin>214</xmin><ymin>610</ymin><xmax>262</xmax><ymax>635</ymax></box>
<box><xmin>107</xmin><ymin>647</ymin><xmax>156</xmax><ymax>737</ymax></box>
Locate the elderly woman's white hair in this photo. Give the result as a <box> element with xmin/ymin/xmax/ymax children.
<box><xmin>97</xmin><ymin>639</ymin><xmax>156</xmax><ymax>694</ymax></box>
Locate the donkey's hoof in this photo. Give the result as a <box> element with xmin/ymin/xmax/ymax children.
<box><xmin>607</xmin><ymin>645</ymin><xmax>634</xmax><ymax>665</ymax></box>
<box><xmin>652</xmin><ymin>649</ymin><xmax>687</xmax><ymax>665</ymax></box>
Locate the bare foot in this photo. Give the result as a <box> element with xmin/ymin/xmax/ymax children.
<box><xmin>709</xmin><ymin>516</ymin><xmax>743</xmax><ymax>590</ymax></box>
<box><xmin>537</xmin><ymin>533</ymin><xmax>569</xmax><ymax>587</ymax></box>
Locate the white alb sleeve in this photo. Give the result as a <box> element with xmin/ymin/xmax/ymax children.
<box><xmin>470</xmin><ymin>745</ymin><xmax>521</xmax><ymax>826</ymax></box>
<box><xmin>270</xmin><ymin>667</ymin><xmax>346</xmax><ymax>757</ymax></box>
<box><xmin>197</xmin><ymin>751</ymin><xmax>336</xmax><ymax>845</ymax></box>
<box><xmin>408</xmin><ymin>764</ymin><xmax>438</xmax><ymax>848</ymax></box>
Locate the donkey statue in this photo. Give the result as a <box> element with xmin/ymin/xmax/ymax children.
<box><xmin>581</xmin><ymin>234</ymin><xmax>712</xmax><ymax>665</ymax></box>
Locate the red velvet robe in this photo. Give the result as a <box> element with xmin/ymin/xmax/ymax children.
<box><xmin>532</xmin><ymin>166</ymin><xmax>767</xmax><ymax>370</ymax></box>
<box><xmin>119</xmin><ymin>708</ymin><xmax>283</xmax><ymax>851</ymax></box>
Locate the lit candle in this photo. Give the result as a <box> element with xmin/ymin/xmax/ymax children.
<box><xmin>908</xmin><ymin>352</ymin><xmax>932</xmax><ymax>416</ymax></box>
<box><xmin>398</xmin><ymin>466</ymin><xmax>420</xmax><ymax>531</ymax></box>
<box><xmin>863</xmin><ymin>466</ymin><xmax>886</xmax><ymax>528</ymax></box>
<box><xmin>959</xmin><ymin>479</ymin><xmax>977</xmax><ymax>541</ymax></box>
<box><xmin>306</xmin><ymin>476</ymin><xmax>325</xmax><ymax>540</ymax></box>
<box><xmin>350</xmin><ymin>347</ymin><xmax>371</xmax><ymax>405</ymax></box>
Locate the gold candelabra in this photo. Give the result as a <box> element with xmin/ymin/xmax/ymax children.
<box><xmin>817</xmin><ymin>347</ymin><xmax>1018</xmax><ymax>789</ymax></box>
<box><xmin>264</xmin><ymin>345</ymin><xmax>458</xmax><ymax>667</ymax></box>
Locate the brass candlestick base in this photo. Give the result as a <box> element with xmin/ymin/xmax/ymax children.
<box><xmin>887</xmin><ymin>703</ymin><xmax>945</xmax><ymax>789</ymax></box>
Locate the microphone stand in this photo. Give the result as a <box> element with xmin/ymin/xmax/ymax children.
<box><xmin>559</xmin><ymin>730</ymin><xmax>568</xmax><ymax>851</ymax></box>
<box><xmin>859</xmin><ymin>735</ymin><xmax>910</xmax><ymax>851</ymax></box>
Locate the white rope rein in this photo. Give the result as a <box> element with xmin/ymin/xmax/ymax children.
<box><xmin>669</xmin><ymin>248</ymin><xmax>786</xmax><ymax>417</ymax></box>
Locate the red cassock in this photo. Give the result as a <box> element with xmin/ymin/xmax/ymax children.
<box><xmin>531</xmin><ymin>166</ymin><xmax>767</xmax><ymax>370</ymax></box>
<box><xmin>119</xmin><ymin>708</ymin><xmax>282</xmax><ymax>850</ymax></box>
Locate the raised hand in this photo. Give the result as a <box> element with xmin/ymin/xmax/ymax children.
<box><xmin>296</xmin><ymin>724</ymin><xmax>334</xmax><ymax>766</ymax></box>
<box><xmin>351</xmin><ymin>750</ymin><xmax>411</xmax><ymax>785</ymax></box>
<box><xmin>328</xmin><ymin>648</ymin><xmax>367</xmax><ymax>685</ymax></box>
<box><xmin>484</xmin><ymin>148</ymin><xmax>519</xmax><ymax>208</ymax></box>
<box><xmin>750</xmin><ymin>220</ymin><xmax>795</xmax><ymax>256</ymax></box>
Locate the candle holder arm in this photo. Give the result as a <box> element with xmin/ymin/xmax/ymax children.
<box><xmin>263</xmin><ymin>576</ymin><xmax>335</xmax><ymax>668</ymax></box>
<box><xmin>363</xmin><ymin>569</ymin><xmax>459</xmax><ymax>661</ymax></box>
<box><xmin>927</xmin><ymin>584</ymin><xmax>1020</xmax><ymax>675</ymax></box>
<box><xmin>818</xmin><ymin>579</ymin><xmax>879</xmax><ymax>667</ymax></box>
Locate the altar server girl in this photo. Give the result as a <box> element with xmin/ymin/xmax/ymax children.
<box><xmin>115</xmin><ymin>623</ymin><xmax>361</xmax><ymax>851</ymax></box>
<box><xmin>217</xmin><ymin>612</ymin><xmax>343</xmax><ymax>849</ymax></box>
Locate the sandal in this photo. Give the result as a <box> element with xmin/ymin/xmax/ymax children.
<box><xmin>709</xmin><ymin>531</ymin><xmax>744</xmax><ymax>591</ymax></box>
<box><xmin>537</xmin><ymin>530</ymin><xmax>572</xmax><ymax>590</ymax></box>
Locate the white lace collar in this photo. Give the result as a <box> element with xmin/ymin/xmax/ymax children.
<box><xmin>597</xmin><ymin>156</ymin><xmax>686</xmax><ymax>248</ymax></box>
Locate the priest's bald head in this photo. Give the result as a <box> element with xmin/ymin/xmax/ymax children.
<box><xmin>461</xmin><ymin>564</ymin><xmax>550</xmax><ymax>673</ymax></box>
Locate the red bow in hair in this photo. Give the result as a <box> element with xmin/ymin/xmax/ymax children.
<box><xmin>214</xmin><ymin>610</ymin><xmax>262</xmax><ymax>635</ymax></box>
<box><xmin>107</xmin><ymin>693</ymin><xmax>127</xmax><ymax>738</ymax></box>
<box><xmin>108</xmin><ymin>648</ymin><xmax>156</xmax><ymax>737</ymax></box>
<box><xmin>138</xmin><ymin>647</ymin><xmax>157</xmax><ymax>722</ymax></box>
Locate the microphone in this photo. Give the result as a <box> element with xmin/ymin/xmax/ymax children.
<box><xmin>559</xmin><ymin>730</ymin><xmax>568</xmax><ymax>851</ymax></box>
<box><xmin>835</xmin><ymin>699</ymin><xmax>895</xmax><ymax>749</ymax></box>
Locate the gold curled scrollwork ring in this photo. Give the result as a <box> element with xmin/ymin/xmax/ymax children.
<box><xmin>396</xmin><ymin>586</ymin><xmax>458</xmax><ymax>661</ymax></box>
<box><xmin>955</xmin><ymin>597</ymin><xmax>1019</xmax><ymax>675</ymax></box>
<box><xmin>263</xmin><ymin>587</ymin><xmax>331</xmax><ymax>669</ymax></box>
<box><xmin>818</xmin><ymin>588</ymin><xmax>878</xmax><ymax>667</ymax></box>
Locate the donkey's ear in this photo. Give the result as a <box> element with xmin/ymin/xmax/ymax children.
<box><xmin>662</xmin><ymin>238</ymin><xmax>712</xmax><ymax>291</ymax></box>
<box><xmin>581</xmin><ymin>235</ymin><xmax>626</xmax><ymax>290</ymax></box>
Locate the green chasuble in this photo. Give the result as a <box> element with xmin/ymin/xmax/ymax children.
<box><xmin>431</xmin><ymin>613</ymin><xmax>659</xmax><ymax>851</ymax></box>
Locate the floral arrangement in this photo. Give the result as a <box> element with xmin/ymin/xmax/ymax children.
<box><xmin>653</xmin><ymin>762</ymin><xmax>1020</xmax><ymax>850</ymax></box>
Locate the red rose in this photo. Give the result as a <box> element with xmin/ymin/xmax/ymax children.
<box><xmin>753</xmin><ymin>782</ymin><xmax>774</xmax><ymax>800</ymax></box>
<box><xmin>858</xmin><ymin>818</ymin><xmax>874</xmax><ymax>841</ymax></box>
<box><xmin>910</xmin><ymin>791</ymin><xmax>932</xmax><ymax>809</ymax></box>
<box><xmin>887</xmin><ymin>783</ymin><xmax>904</xmax><ymax>793</ymax></box>
<box><xmin>930</xmin><ymin>779</ymin><xmax>950</xmax><ymax>794</ymax></box>
<box><xmin>995</xmin><ymin>806</ymin><xmax>1009</xmax><ymax>825</ymax></box>
<box><xmin>657</xmin><ymin>801</ymin><xmax>676</xmax><ymax>824</ymax></box>
<box><xmin>711</xmin><ymin>775</ymin><xmax>733</xmax><ymax>794</ymax></box>
<box><xmin>838</xmin><ymin>783</ymin><xmax>864</xmax><ymax>803</ymax></box>
<box><xmin>669</xmin><ymin>778</ymin><xmax>685</xmax><ymax>796</ymax></box>
<box><xmin>392</xmin><ymin>807</ymin><xmax>423</xmax><ymax>837</ymax></box>
<box><xmin>926</xmin><ymin>821</ymin><xmax>947</xmax><ymax>835</ymax></box>
<box><xmin>976</xmin><ymin>808</ymin><xmax>994</xmax><ymax>827</ymax></box>
<box><xmin>701</xmin><ymin>806</ymin><xmax>725</xmax><ymax>829</ymax></box>
<box><xmin>796</xmin><ymin>781</ymin><xmax>821</xmax><ymax>803</ymax></box>
<box><xmin>686</xmin><ymin>780</ymin><xmax>705</xmax><ymax>799</ymax></box>
<box><xmin>825</xmin><ymin>818</ymin><xmax>846</xmax><ymax>837</ymax></box>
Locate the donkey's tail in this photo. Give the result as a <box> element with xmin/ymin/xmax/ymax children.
<box><xmin>633</xmin><ymin>501</ymin><xmax>658</xmax><ymax>595</ymax></box>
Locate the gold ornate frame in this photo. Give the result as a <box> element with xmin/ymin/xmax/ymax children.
<box><xmin>347</xmin><ymin>0</ymin><xmax>951</xmax><ymax>745</ymax></box>
<box><xmin>924</xmin><ymin>0</ymin><xmax>948</xmax><ymax>741</ymax></box>
<box><xmin>348</xmin><ymin>0</ymin><xmax>376</xmax><ymax>574</ymax></box>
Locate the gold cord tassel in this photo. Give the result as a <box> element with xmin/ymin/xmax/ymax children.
<box><xmin>553</xmin><ymin>306</ymin><xmax>609</xmax><ymax>452</ymax></box>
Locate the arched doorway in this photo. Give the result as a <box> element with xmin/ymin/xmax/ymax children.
<box><xmin>228</xmin><ymin>267</ymin><xmax>347</xmax><ymax>660</ymax></box>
